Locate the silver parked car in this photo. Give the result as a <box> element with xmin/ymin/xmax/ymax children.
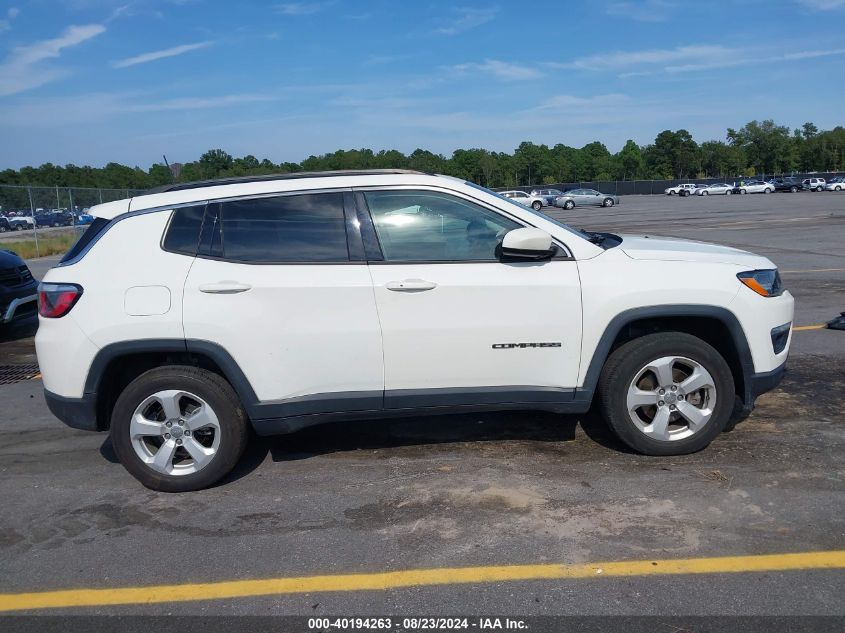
<box><xmin>696</xmin><ymin>183</ymin><xmax>733</xmax><ymax>196</ymax></box>
<box><xmin>562</xmin><ymin>188</ymin><xmax>619</xmax><ymax>207</ymax></box>
<box><xmin>824</xmin><ymin>177</ymin><xmax>844</xmax><ymax>192</ymax></box>
<box><xmin>499</xmin><ymin>190</ymin><xmax>549</xmax><ymax>211</ymax></box>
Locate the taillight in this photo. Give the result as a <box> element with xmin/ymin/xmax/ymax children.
<box><xmin>38</xmin><ymin>283</ymin><xmax>83</xmax><ymax>318</ymax></box>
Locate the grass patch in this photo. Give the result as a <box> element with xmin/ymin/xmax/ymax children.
<box><xmin>0</xmin><ymin>232</ymin><xmax>79</xmax><ymax>259</ymax></box>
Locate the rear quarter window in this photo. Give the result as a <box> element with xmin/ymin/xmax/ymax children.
<box><xmin>162</xmin><ymin>205</ymin><xmax>206</xmax><ymax>256</ymax></box>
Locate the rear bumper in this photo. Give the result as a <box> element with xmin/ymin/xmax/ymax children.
<box><xmin>44</xmin><ymin>389</ymin><xmax>100</xmax><ymax>432</ymax></box>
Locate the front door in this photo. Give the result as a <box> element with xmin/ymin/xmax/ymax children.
<box><xmin>359</xmin><ymin>188</ymin><xmax>582</xmax><ymax>409</ymax></box>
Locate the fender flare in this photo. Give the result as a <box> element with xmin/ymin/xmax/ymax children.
<box><xmin>574</xmin><ymin>305</ymin><xmax>755</xmax><ymax>404</ymax></box>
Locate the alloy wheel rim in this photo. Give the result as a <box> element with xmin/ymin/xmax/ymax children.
<box><xmin>625</xmin><ymin>356</ymin><xmax>716</xmax><ymax>442</ymax></box>
<box><xmin>129</xmin><ymin>390</ymin><xmax>221</xmax><ymax>476</ymax></box>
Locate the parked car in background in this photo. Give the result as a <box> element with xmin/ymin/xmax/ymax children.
<box><xmin>768</xmin><ymin>177</ymin><xmax>803</xmax><ymax>193</ymax></box>
<box><xmin>530</xmin><ymin>189</ymin><xmax>564</xmax><ymax>199</ymax></box>
<box><xmin>553</xmin><ymin>194</ymin><xmax>576</xmax><ymax>210</ymax></box>
<box><xmin>1</xmin><ymin>248</ymin><xmax>38</xmax><ymax>327</ymax></box>
<box><xmin>0</xmin><ymin>217</ymin><xmax>10</xmax><ymax>233</ymax></box>
<box><xmin>665</xmin><ymin>183</ymin><xmax>698</xmax><ymax>196</ymax></box>
<box><xmin>824</xmin><ymin>177</ymin><xmax>844</xmax><ymax>191</ymax></box>
<box><xmin>803</xmin><ymin>178</ymin><xmax>826</xmax><ymax>192</ymax></box>
<box><xmin>500</xmin><ymin>190</ymin><xmax>549</xmax><ymax>211</ymax></box>
<box><xmin>9</xmin><ymin>216</ymin><xmax>34</xmax><ymax>231</ymax></box>
<box><xmin>732</xmin><ymin>180</ymin><xmax>774</xmax><ymax>195</ymax></box>
<box><xmin>564</xmin><ymin>188</ymin><xmax>619</xmax><ymax>207</ymax></box>
<box><xmin>696</xmin><ymin>183</ymin><xmax>733</xmax><ymax>196</ymax></box>
<box><xmin>76</xmin><ymin>213</ymin><xmax>95</xmax><ymax>225</ymax></box>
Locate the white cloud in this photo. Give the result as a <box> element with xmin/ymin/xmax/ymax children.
<box><xmin>0</xmin><ymin>24</ymin><xmax>105</xmax><ymax>96</ymax></box>
<box><xmin>436</xmin><ymin>6</ymin><xmax>498</xmax><ymax>35</ymax></box>
<box><xmin>795</xmin><ymin>0</ymin><xmax>845</xmax><ymax>9</ymax></box>
<box><xmin>551</xmin><ymin>43</ymin><xmax>845</xmax><ymax>75</ymax></box>
<box><xmin>276</xmin><ymin>2</ymin><xmax>332</xmax><ymax>15</ymax></box>
<box><xmin>448</xmin><ymin>59</ymin><xmax>542</xmax><ymax>81</ymax></box>
<box><xmin>605</xmin><ymin>0</ymin><xmax>675</xmax><ymax>22</ymax></box>
<box><xmin>536</xmin><ymin>94</ymin><xmax>632</xmax><ymax>110</ymax></box>
<box><xmin>111</xmin><ymin>41</ymin><xmax>214</xmax><ymax>68</ymax></box>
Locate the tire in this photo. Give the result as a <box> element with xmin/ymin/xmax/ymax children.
<box><xmin>815</xmin><ymin>186</ymin><xmax>822</xmax><ymax>192</ymax></box>
<box><xmin>597</xmin><ymin>332</ymin><xmax>734</xmax><ymax>456</ymax></box>
<box><xmin>836</xmin><ymin>186</ymin><xmax>842</xmax><ymax>191</ymax></box>
<box><xmin>791</xmin><ymin>186</ymin><xmax>798</xmax><ymax>193</ymax></box>
<box><xmin>764</xmin><ymin>188</ymin><xmax>771</xmax><ymax>194</ymax></box>
<box><xmin>603</xmin><ymin>198</ymin><xmax>614</xmax><ymax>207</ymax></box>
<box><xmin>531</xmin><ymin>201</ymin><xmax>542</xmax><ymax>211</ymax></box>
<box><xmin>564</xmin><ymin>200</ymin><xmax>574</xmax><ymax>210</ymax></box>
<box><xmin>740</xmin><ymin>189</ymin><xmax>747</xmax><ymax>194</ymax></box>
<box><xmin>725</xmin><ymin>190</ymin><xmax>732</xmax><ymax>195</ymax></box>
<box><xmin>701</xmin><ymin>190</ymin><xmax>708</xmax><ymax>196</ymax></box>
<box><xmin>110</xmin><ymin>366</ymin><xmax>249</xmax><ymax>492</ymax></box>
<box><xmin>15</xmin><ymin>224</ymin><xmax>23</xmax><ymax>231</ymax></box>
<box><xmin>0</xmin><ymin>226</ymin><xmax>6</xmax><ymax>233</ymax></box>
<box><xmin>668</xmin><ymin>191</ymin><xmax>675</xmax><ymax>196</ymax></box>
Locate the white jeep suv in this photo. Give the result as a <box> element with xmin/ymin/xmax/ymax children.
<box><xmin>36</xmin><ymin>170</ymin><xmax>794</xmax><ymax>491</ymax></box>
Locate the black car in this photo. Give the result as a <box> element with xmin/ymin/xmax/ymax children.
<box><xmin>768</xmin><ymin>177</ymin><xmax>803</xmax><ymax>193</ymax></box>
<box><xmin>0</xmin><ymin>216</ymin><xmax>10</xmax><ymax>233</ymax></box>
<box><xmin>0</xmin><ymin>249</ymin><xmax>38</xmax><ymax>326</ymax></box>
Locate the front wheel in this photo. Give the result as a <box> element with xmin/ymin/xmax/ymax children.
<box><xmin>603</xmin><ymin>198</ymin><xmax>614</xmax><ymax>207</ymax></box>
<box><xmin>764</xmin><ymin>188</ymin><xmax>771</xmax><ymax>194</ymax></box>
<box><xmin>725</xmin><ymin>190</ymin><xmax>732</xmax><ymax>195</ymax></box>
<box><xmin>740</xmin><ymin>189</ymin><xmax>747</xmax><ymax>195</ymax></box>
<box><xmin>531</xmin><ymin>201</ymin><xmax>542</xmax><ymax>211</ymax></box>
<box><xmin>564</xmin><ymin>200</ymin><xmax>574</xmax><ymax>210</ymax></box>
<box><xmin>815</xmin><ymin>186</ymin><xmax>822</xmax><ymax>192</ymax></box>
<box><xmin>668</xmin><ymin>191</ymin><xmax>675</xmax><ymax>196</ymax></box>
<box><xmin>110</xmin><ymin>366</ymin><xmax>249</xmax><ymax>492</ymax></box>
<box><xmin>836</xmin><ymin>186</ymin><xmax>842</xmax><ymax>191</ymax></box>
<box><xmin>701</xmin><ymin>190</ymin><xmax>709</xmax><ymax>196</ymax></box>
<box><xmin>791</xmin><ymin>186</ymin><xmax>798</xmax><ymax>192</ymax></box>
<box><xmin>598</xmin><ymin>332</ymin><xmax>734</xmax><ymax>455</ymax></box>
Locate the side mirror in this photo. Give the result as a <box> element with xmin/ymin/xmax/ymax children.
<box><xmin>499</xmin><ymin>228</ymin><xmax>556</xmax><ymax>261</ymax></box>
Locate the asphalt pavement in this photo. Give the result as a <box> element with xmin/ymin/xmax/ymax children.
<box><xmin>0</xmin><ymin>191</ymin><xmax>842</xmax><ymax>617</ymax></box>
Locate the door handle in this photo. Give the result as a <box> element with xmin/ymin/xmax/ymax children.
<box><xmin>199</xmin><ymin>281</ymin><xmax>252</xmax><ymax>294</ymax></box>
<box><xmin>385</xmin><ymin>279</ymin><xmax>437</xmax><ymax>292</ymax></box>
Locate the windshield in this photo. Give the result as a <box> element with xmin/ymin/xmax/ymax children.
<box><xmin>462</xmin><ymin>180</ymin><xmax>589</xmax><ymax>241</ymax></box>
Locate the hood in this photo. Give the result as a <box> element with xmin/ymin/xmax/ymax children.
<box><xmin>619</xmin><ymin>234</ymin><xmax>774</xmax><ymax>268</ymax></box>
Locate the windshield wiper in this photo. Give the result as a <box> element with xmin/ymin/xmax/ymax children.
<box><xmin>580</xmin><ymin>230</ymin><xmax>607</xmax><ymax>245</ymax></box>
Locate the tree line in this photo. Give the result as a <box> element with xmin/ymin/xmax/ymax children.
<box><xmin>2</xmin><ymin>120</ymin><xmax>843</xmax><ymax>193</ymax></box>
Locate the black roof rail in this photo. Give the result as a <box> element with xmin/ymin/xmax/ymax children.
<box><xmin>145</xmin><ymin>169</ymin><xmax>427</xmax><ymax>194</ymax></box>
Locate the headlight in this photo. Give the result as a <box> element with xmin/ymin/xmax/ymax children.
<box><xmin>737</xmin><ymin>269</ymin><xmax>783</xmax><ymax>297</ymax></box>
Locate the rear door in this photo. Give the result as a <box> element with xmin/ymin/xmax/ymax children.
<box><xmin>182</xmin><ymin>191</ymin><xmax>384</xmax><ymax>416</ymax></box>
<box><xmin>357</xmin><ymin>188</ymin><xmax>582</xmax><ymax>409</ymax></box>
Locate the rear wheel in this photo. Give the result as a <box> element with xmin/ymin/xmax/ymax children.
<box><xmin>791</xmin><ymin>186</ymin><xmax>798</xmax><ymax>192</ymax></box>
<box><xmin>603</xmin><ymin>198</ymin><xmax>614</xmax><ymax>207</ymax></box>
<box><xmin>740</xmin><ymin>189</ymin><xmax>747</xmax><ymax>194</ymax></box>
<box><xmin>532</xmin><ymin>200</ymin><xmax>542</xmax><ymax>211</ymax></box>
<box><xmin>668</xmin><ymin>191</ymin><xmax>675</xmax><ymax>196</ymax></box>
<box><xmin>564</xmin><ymin>200</ymin><xmax>574</xmax><ymax>210</ymax></box>
<box><xmin>701</xmin><ymin>190</ymin><xmax>709</xmax><ymax>196</ymax></box>
<box><xmin>110</xmin><ymin>366</ymin><xmax>249</xmax><ymax>492</ymax></box>
<box><xmin>598</xmin><ymin>332</ymin><xmax>734</xmax><ymax>455</ymax></box>
<box><xmin>764</xmin><ymin>188</ymin><xmax>771</xmax><ymax>194</ymax></box>
<box><xmin>836</xmin><ymin>186</ymin><xmax>842</xmax><ymax>191</ymax></box>
<box><xmin>725</xmin><ymin>190</ymin><xmax>731</xmax><ymax>195</ymax></box>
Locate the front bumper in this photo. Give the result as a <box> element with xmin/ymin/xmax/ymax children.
<box><xmin>44</xmin><ymin>389</ymin><xmax>100</xmax><ymax>431</ymax></box>
<box><xmin>748</xmin><ymin>362</ymin><xmax>786</xmax><ymax>401</ymax></box>
<box><xmin>1</xmin><ymin>290</ymin><xmax>37</xmax><ymax>324</ymax></box>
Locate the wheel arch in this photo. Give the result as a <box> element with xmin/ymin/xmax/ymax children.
<box><xmin>84</xmin><ymin>339</ymin><xmax>259</xmax><ymax>430</ymax></box>
<box><xmin>577</xmin><ymin>305</ymin><xmax>754</xmax><ymax>407</ymax></box>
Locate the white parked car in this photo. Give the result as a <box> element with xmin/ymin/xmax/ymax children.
<box><xmin>500</xmin><ymin>189</ymin><xmax>548</xmax><ymax>211</ymax></box>
<box><xmin>803</xmin><ymin>177</ymin><xmax>826</xmax><ymax>192</ymax></box>
<box><xmin>664</xmin><ymin>184</ymin><xmax>698</xmax><ymax>196</ymax></box>
<box><xmin>696</xmin><ymin>183</ymin><xmax>734</xmax><ymax>196</ymax></box>
<box><xmin>823</xmin><ymin>177</ymin><xmax>844</xmax><ymax>192</ymax></box>
<box><xmin>733</xmin><ymin>181</ymin><xmax>775</xmax><ymax>195</ymax></box>
<box><xmin>36</xmin><ymin>170</ymin><xmax>794</xmax><ymax>491</ymax></box>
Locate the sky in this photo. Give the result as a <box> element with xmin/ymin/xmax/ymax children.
<box><xmin>1</xmin><ymin>0</ymin><xmax>844</xmax><ymax>169</ymax></box>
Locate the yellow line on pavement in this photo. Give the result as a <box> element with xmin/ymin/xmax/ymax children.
<box><xmin>793</xmin><ymin>324</ymin><xmax>827</xmax><ymax>331</ymax></box>
<box><xmin>781</xmin><ymin>268</ymin><xmax>845</xmax><ymax>274</ymax></box>
<box><xmin>1</xmin><ymin>550</ymin><xmax>843</xmax><ymax>612</ymax></box>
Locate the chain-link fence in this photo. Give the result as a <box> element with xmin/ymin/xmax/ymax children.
<box><xmin>0</xmin><ymin>185</ymin><xmax>146</xmax><ymax>258</ymax></box>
